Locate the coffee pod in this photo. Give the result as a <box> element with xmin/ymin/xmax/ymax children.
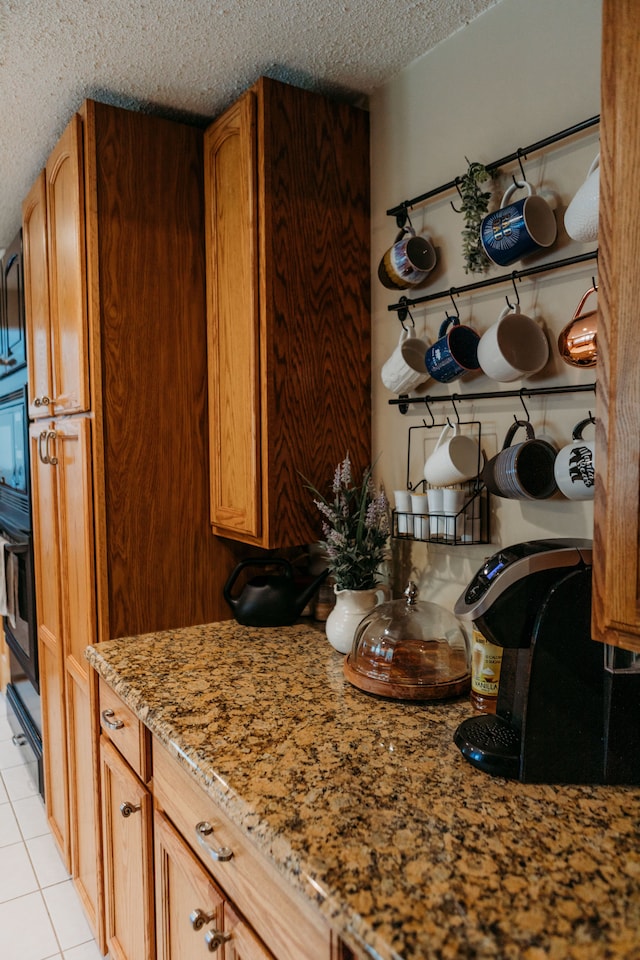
<box><xmin>478</xmin><ymin>304</ymin><xmax>549</xmax><ymax>382</ymax></box>
<box><xmin>554</xmin><ymin>416</ymin><xmax>596</xmax><ymax>500</ymax></box>
<box><xmin>480</xmin><ymin>179</ymin><xmax>557</xmax><ymax>267</ymax></box>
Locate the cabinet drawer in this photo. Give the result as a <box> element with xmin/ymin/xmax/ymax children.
<box><xmin>99</xmin><ymin>679</ymin><xmax>151</xmax><ymax>782</ymax></box>
<box><xmin>152</xmin><ymin>737</ymin><xmax>332</xmax><ymax>960</ymax></box>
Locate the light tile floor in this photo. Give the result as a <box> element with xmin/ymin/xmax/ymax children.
<box><xmin>0</xmin><ymin>691</ymin><xmax>104</xmax><ymax>960</ymax></box>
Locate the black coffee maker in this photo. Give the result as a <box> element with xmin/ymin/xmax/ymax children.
<box><xmin>453</xmin><ymin>538</ymin><xmax>640</xmax><ymax>784</ymax></box>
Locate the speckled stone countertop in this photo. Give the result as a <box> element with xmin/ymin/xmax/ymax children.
<box><xmin>86</xmin><ymin>622</ymin><xmax>640</xmax><ymax>960</ymax></box>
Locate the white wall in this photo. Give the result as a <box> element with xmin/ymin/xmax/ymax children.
<box><xmin>370</xmin><ymin>0</ymin><xmax>602</xmax><ymax>609</ymax></box>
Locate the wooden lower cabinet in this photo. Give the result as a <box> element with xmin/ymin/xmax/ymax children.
<box><xmin>155</xmin><ymin>807</ymin><xmax>272</xmax><ymax>960</ymax></box>
<box><xmin>101</xmin><ymin>736</ymin><xmax>154</xmax><ymax>960</ymax></box>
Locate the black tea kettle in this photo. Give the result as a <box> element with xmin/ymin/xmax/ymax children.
<box><xmin>223</xmin><ymin>558</ymin><xmax>329</xmax><ymax>627</ymax></box>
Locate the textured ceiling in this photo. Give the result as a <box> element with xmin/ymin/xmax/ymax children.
<box><xmin>0</xmin><ymin>0</ymin><xmax>498</xmax><ymax>248</ymax></box>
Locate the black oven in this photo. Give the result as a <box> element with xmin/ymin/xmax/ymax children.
<box><xmin>0</xmin><ymin>374</ymin><xmax>42</xmax><ymax>795</ymax></box>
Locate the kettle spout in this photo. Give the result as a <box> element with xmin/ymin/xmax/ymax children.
<box><xmin>295</xmin><ymin>568</ymin><xmax>330</xmax><ymax>614</ymax></box>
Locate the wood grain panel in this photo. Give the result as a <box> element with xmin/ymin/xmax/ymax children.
<box><xmin>206</xmin><ymin>93</ymin><xmax>261</xmax><ymax>539</ymax></box>
<box><xmin>258</xmin><ymin>78</ymin><xmax>371</xmax><ymax>548</ymax></box>
<box><xmin>85</xmin><ymin>102</ymin><xmax>239</xmax><ymax>638</ymax></box>
<box><xmin>101</xmin><ymin>737</ymin><xmax>154</xmax><ymax>960</ymax></box>
<box><xmin>592</xmin><ymin>0</ymin><xmax>640</xmax><ymax>652</ymax></box>
<box><xmin>45</xmin><ymin>114</ymin><xmax>89</xmax><ymax>415</ymax></box>
<box><xmin>22</xmin><ymin>173</ymin><xmax>54</xmax><ymax>419</ymax></box>
<box><xmin>206</xmin><ymin>78</ymin><xmax>370</xmax><ymax>548</ymax></box>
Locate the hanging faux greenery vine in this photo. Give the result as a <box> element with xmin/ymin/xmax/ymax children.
<box><xmin>456</xmin><ymin>160</ymin><xmax>494</xmax><ymax>274</ymax></box>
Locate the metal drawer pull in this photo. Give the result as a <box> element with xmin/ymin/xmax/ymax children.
<box><xmin>12</xmin><ymin>733</ymin><xmax>26</xmax><ymax>746</ymax></box>
<box><xmin>195</xmin><ymin>821</ymin><xmax>233</xmax><ymax>862</ymax></box>
<box><xmin>120</xmin><ymin>801</ymin><xmax>141</xmax><ymax>817</ymax></box>
<box><xmin>101</xmin><ymin>708</ymin><xmax>124</xmax><ymax>730</ymax></box>
<box><xmin>38</xmin><ymin>430</ymin><xmax>49</xmax><ymax>464</ymax></box>
<box><xmin>46</xmin><ymin>430</ymin><xmax>58</xmax><ymax>465</ymax></box>
<box><xmin>189</xmin><ymin>909</ymin><xmax>216</xmax><ymax>931</ymax></box>
<box><xmin>204</xmin><ymin>928</ymin><xmax>231</xmax><ymax>952</ymax></box>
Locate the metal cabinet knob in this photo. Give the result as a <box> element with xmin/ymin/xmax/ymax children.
<box><xmin>189</xmin><ymin>908</ymin><xmax>216</xmax><ymax>931</ymax></box>
<box><xmin>101</xmin><ymin>709</ymin><xmax>124</xmax><ymax>730</ymax></box>
<box><xmin>120</xmin><ymin>801</ymin><xmax>141</xmax><ymax>818</ymax></box>
<box><xmin>34</xmin><ymin>396</ymin><xmax>51</xmax><ymax>407</ymax></box>
<box><xmin>204</xmin><ymin>928</ymin><xmax>231</xmax><ymax>953</ymax></box>
<box><xmin>195</xmin><ymin>821</ymin><xmax>233</xmax><ymax>862</ymax></box>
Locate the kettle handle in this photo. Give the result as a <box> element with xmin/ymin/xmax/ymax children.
<box><xmin>223</xmin><ymin>557</ymin><xmax>294</xmax><ymax>605</ymax></box>
<box><xmin>572</xmin><ymin>285</ymin><xmax>598</xmax><ymax>320</ymax></box>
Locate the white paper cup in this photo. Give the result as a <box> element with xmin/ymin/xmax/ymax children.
<box><xmin>424</xmin><ymin>423</ymin><xmax>481</xmax><ymax>487</ymax></box>
<box><xmin>381</xmin><ymin>329</ymin><xmax>430</xmax><ymax>395</ymax></box>
<box><xmin>410</xmin><ymin>493</ymin><xmax>429</xmax><ymax>539</ymax></box>
<box><xmin>394</xmin><ymin>490</ymin><xmax>413</xmax><ymax>535</ymax></box>
<box><xmin>426</xmin><ymin>487</ymin><xmax>444</xmax><ymax>539</ymax></box>
<box><xmin>478</xmin><ymin>304</ymin><xmax>549</xmax><ymax>382</ymax></box>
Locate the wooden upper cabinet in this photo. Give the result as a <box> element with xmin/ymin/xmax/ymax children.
<box><xmin>22</xmin><ymin>173</ymin><xmax>54</xmax><ymax>418</ymax></box>
<box><xmin>23</xmin><ymin>114</ymin><xmax>88</xmax><ymax>418</ymax></box>
<box><xmin>205</xmin><ymin>77</ymin><xmax>371</xmax><ymax>549</ymax></box>
<box><xmin>206</xmin><ymin>93</ymin><xmax>261</xmax><ymax>540</ymax></box>
<box><xmin>592</xmin><ymin>0</ymin><xmax>640</xmax><ymax>653</ymax></box>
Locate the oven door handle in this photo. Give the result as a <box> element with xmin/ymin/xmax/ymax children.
<box><xmin>4</xmin><ymin>542</ymin><xmax>28</xmax><ymax>555</ymax></box>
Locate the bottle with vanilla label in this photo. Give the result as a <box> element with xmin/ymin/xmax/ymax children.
<box><xmin>470</xmin><ymin>625</ymin><xmax>503</xmax><ymax>713</ymax></box>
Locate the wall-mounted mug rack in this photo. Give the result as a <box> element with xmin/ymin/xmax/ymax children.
<box><xmin>385</xmin><ymin>114</ymin><xmax>600</xmax><ymax>225</ymax></box>
<box><xmin>389</xmin><ymin>381</ymin><xmax>596</xmax><ymax>416</ymax></box>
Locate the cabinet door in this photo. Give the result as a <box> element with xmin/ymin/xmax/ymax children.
<box><xmin>23</xmin><ymin>173</ymin><xmax>54</xmax><ymax>419</ymax></box>
<box><xmin>2</xmin><ymin>230</ymin><xmax>26</xmax><ymax>375</ymax></box>
<box><xmin>45</xmin><ymin>113</ymin><xmax>90</xmax><ymax>415</ymax></box>
<box><xmin>224</xmin><ymin>902</ymin><xmax>275</xmax><ymax>960</ymax></box>
<box><xmin>51</xmin><ymin>417</ymin><xmax>96</xmax><ymax>680</ymax></box>
<box><xmin>205</xmin><ymin>91</ymin><xmax>261</xmax><ymax>541</ymax></box>
<box><xmin>593</xmin><ymin>0</ymin><xmax>640</xmax><ymax>653</ymax></box>
<box><xmin>154</xmin><ymin>807</ymin><xmax>227</xmax><ymax>960</ymax></box>
<box><xmin>101</xmin><ymin>737</ymin><xmax>154</xmax><ymax>960</ymax></box>
<box><xmin>29</xmin><ymin>420</ymin><xmax>70</xmax><ymax>867</ymax></box>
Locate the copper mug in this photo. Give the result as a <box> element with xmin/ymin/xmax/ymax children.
<box><xmin>558</xmin><ymin>285</ymin><xmax>597</xmax><ymax>367</ymax></box>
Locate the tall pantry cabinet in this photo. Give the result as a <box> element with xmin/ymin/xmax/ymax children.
<box><xmin>22</xmin><ymin>100</ymin><xmax>240</xmax><ymax>949</ymax></box>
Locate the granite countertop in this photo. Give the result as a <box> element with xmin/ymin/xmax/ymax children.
<box><xmin>86</xmin><ymin>621</ymin><xmax>640</xmax><ymax>960</ymax></box>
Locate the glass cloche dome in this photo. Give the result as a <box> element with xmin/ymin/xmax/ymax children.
<box><xmin>343</xmin><ymin>581</ymin><xmax>471</xmax><ymax>700</ymax></box>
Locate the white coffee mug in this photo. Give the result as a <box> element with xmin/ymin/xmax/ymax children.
<box><xmin>381</xmin><ymin>328</ymin><xmax>430</xmax><ymax>395</ymax></box>
<box><xmin>554</xmin><ymin>416</ymin><xmax>596</xmax><ymax>500</ymax></box>
<box><xmin>478</xmin><ymin>303</ymin><xmax>549</xmax><ymax>382</ymax></box>
<box><xmin>423</xmin><ymin>423</ymin><xmax>481</xmax><ymax>487</ymax></box>
<box><xmin>564</xmin><ymin>154</ymin><xmax>599</xmax><ymax>243</ymax></box>
<box><xmin>393</xmin><ymin>489</ymin><xmax>413</xmax><ymax>535</ymax></box>
<box><xmin>410</xmin><ymin>493</ymin><xmax>429</xmax><ymax>539</ymax></box>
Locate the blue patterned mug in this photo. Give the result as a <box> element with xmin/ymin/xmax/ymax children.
<box><xmin>424</xmin><ymin>316</ymin><xmax>480</xmax><ymax>383</ymax></box>
<box><xmin>480</xmin><ymin>180</ymin><xmax>557</xmax><ymax>267</ymax></box>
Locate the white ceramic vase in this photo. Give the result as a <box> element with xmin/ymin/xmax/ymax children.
<box><xmin>325</xmin><ymin>586</ymin><xmax>389</xmax><ymax>655</ymax></box>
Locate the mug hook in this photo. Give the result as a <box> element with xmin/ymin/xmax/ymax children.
<box><xmin>450</xmin><ymin>395</ymin><xmax>461</xmax><ymax>424</ymax></box>
<box><xmin>517</xmin><ymin>388</ymin><xmax>531</xmax><ymax>423</ymax></box>
<box><xmin>512</xmin><ymin>149</ymin><xmax>528</xmax><ymax>189</ymax></box>
<box><xmin>504</xmin><ymin>271</ymin><xmax>521</xmax><ymax>310</ymax></box>
<box><xmin>422</xmin><ymin>399</ymin><xmax>436</xmax><ymax>428</ymax></box>
<box><xmin>450</xmin><ymin>177</ymin><xmax>464</xmax><ymax>214</ymax></box>
<box><xmin>397</xmin><ymin>296</ymin><xmax>415</xmax><ymax>331</ymax></box>
<box><xmin>395</xmin><ymin>204</ymin><xmax>411</xmax><ymax>230</ymax></box>
<box><xmin>449</xmin><ymin>288</ymin><xmax>460</xmax><ymax>318</ymax></box>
